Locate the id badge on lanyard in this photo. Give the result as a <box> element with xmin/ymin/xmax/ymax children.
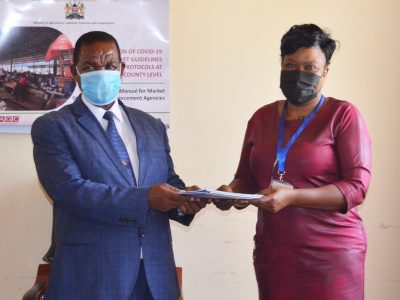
<box><xmin>270</xmin><ymin>95</ymin><xmax>325</xmax><ymax>188</ymax></box>
<box><xmin>270</xmin><ymin>159</ymin><xmax>294</xmax><ymax>189</ymax></box>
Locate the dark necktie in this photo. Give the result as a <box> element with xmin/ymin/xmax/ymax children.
<box><xmin>103</xmin><ymin>111</ymin><xmax>137</xmax><ymax>185</ymax></box>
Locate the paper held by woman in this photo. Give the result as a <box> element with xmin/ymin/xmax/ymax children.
<box><xmin>179</xmin><ymin>189</ymin><xmax>262</xmax><ymax>200</ymax></box>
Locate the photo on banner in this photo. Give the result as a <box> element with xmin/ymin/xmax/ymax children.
<box><xmin>0</xmin><ymin>0</ymin><xmax>169</xmax><ymax>133</ymax></box>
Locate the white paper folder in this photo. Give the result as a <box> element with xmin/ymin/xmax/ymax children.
<box><xmin>179</xmin><ymin>189</ymin><xmax>262</xmax><ymax>200</ymax></box>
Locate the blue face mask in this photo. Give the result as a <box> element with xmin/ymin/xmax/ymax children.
<box><xmin>78</xmin><ymin>69</ymin><xmax>122</xmax><ymax>106</ymax></box>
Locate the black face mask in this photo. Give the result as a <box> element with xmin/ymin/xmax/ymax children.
<box><xmin>280</xmin><ymin>70</ymin><xmax>321</xmax><ymax>106</ymax></box>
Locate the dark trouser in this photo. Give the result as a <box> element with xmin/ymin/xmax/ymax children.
<box><xmin>129</xmin><ymin>260</ymin><xmax>154</xmax><ymax>300</ymax></box>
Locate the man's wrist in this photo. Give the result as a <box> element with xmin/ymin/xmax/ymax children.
<box><xmin>234</xmin><ymin>203</ymin><xmax>249</xmax><ymax>210</ymax></box>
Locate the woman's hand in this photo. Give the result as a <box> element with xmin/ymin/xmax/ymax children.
<box><xmin>251</xmin><ymin>186</ymin><xmax>295</xmax><ymax>213</ymax></box>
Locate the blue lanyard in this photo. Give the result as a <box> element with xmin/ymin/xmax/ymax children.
<box><xmin>275</xmin><ymin>95</ymin><xmax>325</xmax><ymax>181</ymax></box>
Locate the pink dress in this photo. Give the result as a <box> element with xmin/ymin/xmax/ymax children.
<box><xmin>234</xmin><ymin>98</ymin><xmax>371</xmax><ymax>300</ymax></box>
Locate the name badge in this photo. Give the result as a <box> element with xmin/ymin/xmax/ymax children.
<box><xmin>270</xmin><ymin>179</ymin><xmax>294</xmax><ymax>189</ymax></box>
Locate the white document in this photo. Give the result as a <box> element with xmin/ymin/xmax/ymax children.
<box><xmin>179</xmin><ymin>189</ymin><xmax>262</xmax><ymax>200</ymax></box>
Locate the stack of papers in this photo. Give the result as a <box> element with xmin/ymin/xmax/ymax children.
<box><xmin>179</xmin><ymin>189</ymin><xmax>262</xmax><ymax>200</ymax></box>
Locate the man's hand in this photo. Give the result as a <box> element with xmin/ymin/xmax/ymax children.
<box><xmin>212</xmin><ymin>185</ymin><xmax>249</xmax><ymax>211</ymax></box>
<box><xmin>178</xmin><ymin>185</ymin><xmax>209</xmax><ymax>215</ymax></box>
<box><xmin>148</xmin><ymin>183</ymin><xmax>188</xmax><ymax>212</ymax></box>
<box><xmin>178</xmin><ymin>201</ymin><xmax>207</xmax><ymax>215</ymax></box>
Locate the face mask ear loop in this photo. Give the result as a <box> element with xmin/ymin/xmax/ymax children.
<box><xmin>321</xmin><ymin>65</ymin><xmax>329</xmax><ymax>78</ymax></box>
<box><xmin>316</xmin><ymin>67</ymin><xmax>328</xmax><ymax>95</ymax></box>
<box><xmin>118</xmin><ymin>62</ymin><xmax>123</xmax><ymax>78</ymax></box>
<box><xmin>75</xmin><ymin>67</ymin><xmax>82</xmax><ymax>77</ymax></box>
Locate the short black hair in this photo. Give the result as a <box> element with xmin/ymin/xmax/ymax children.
<box><xmin>73</xmin><ymin>31</ymin><xmax>121</xmax><ymax>65</ymax></box>
<box><xmin>280</xmin><ymin>24</ymin><xmax>337</xmax><ymax>65</ymax></box>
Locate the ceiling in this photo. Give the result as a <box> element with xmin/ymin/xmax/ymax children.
<box><xmin>0</xmin><ymin>27</ymin><xmax>65</xmax><ymax>65</ymax></box>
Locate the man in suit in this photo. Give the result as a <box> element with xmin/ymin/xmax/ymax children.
<box><xmin>31</xmin><ymin>31</ymin><xmax>205</xmax><ymax>300</ymax></box>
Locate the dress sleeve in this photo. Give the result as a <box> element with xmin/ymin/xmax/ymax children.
<box><xmin>234</xmin><ymin>119</ymin><xmax>259</xmax><ymax>194</ymax></box>
<box><xmin>332</xmin><ymin>104</ymin><xmax>371</xmax><ymax>211</ymax></box>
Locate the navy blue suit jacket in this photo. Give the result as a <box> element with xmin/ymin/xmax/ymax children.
<box><xmin>31</xmin><ymin>97</ymin><xmax>192</xmax><ymax>300</ymax></box>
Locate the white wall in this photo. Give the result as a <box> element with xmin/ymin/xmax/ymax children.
<box><xmin>1</xmin><ymin>0</ymin><xmax>399</xmax><ymax>299</ymax></box>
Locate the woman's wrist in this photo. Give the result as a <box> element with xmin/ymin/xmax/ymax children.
<box><xmin>286</xmin><ymin>188</ymin><xmax>300</xmax><ymax>207</ymax></box>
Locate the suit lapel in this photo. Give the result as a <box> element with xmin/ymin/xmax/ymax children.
<box><xmin>71</xmin><ymin>97</ymin><xmax>133</xmax><ymax>185</ymax></box>
<box><xmin>120</xmin><ymin>101</ymin><xmax>148</xmax><ymax>187</ymax></box>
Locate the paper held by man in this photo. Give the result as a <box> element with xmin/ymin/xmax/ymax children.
<box><xmin>179</xmin><ymin>189</ymin><xmax>262</xmax><ymax>200</ymax></box>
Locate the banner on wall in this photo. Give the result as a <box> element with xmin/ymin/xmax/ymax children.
<box><xmin>0</xmin><ymin>0</ymin><xmax>169</xmax><ymax>133</ymax></box>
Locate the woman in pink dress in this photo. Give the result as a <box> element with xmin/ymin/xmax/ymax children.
<box><xmin>215</xmin><ymin>24</ymin><xmax>371</xmax><ymax>300</ymax></box>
